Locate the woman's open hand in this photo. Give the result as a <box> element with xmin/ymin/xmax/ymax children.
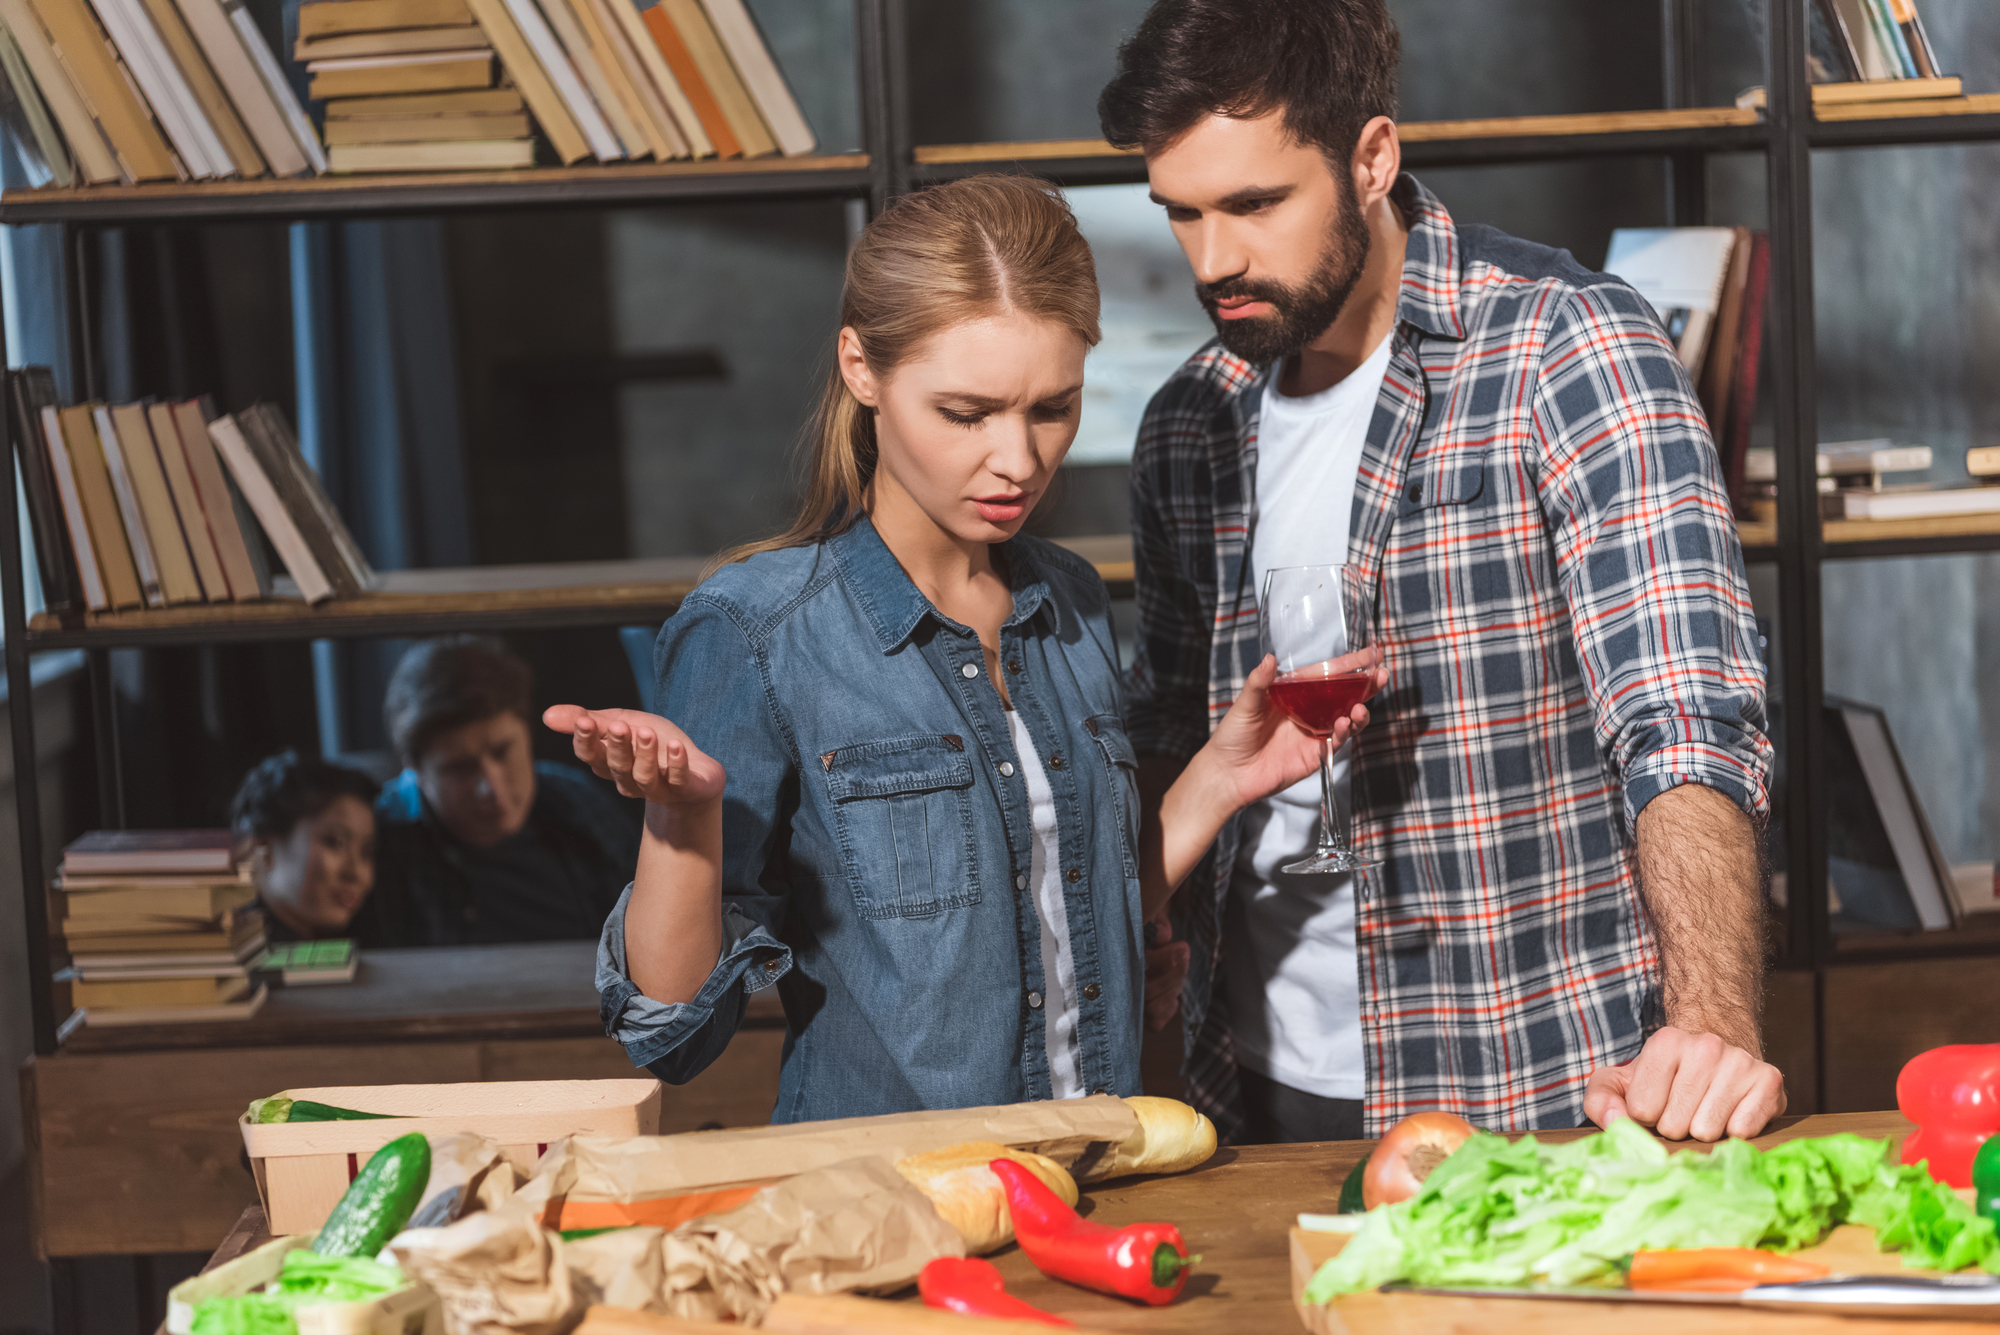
<box><xmin>1206</xmin><ymin>650</ymin><xmax>1387</xmax><ymax>810</ymax></box>
<box><xmin>543</xmin><ymin>705</ymin><xmax>726</xmax><ymax>806</ymax></box>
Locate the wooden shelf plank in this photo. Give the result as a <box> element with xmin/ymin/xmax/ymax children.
<box><xmin>25</xmin><ymin>539</ymin><xmax>1136</xmax><ymax>647</ymax></box>
<box><xmin>912</xmin><ymin>107</ymin><xmax>1763</xmax><ymax>167</ymax></box>
<box><xmin>0</xmin><ymin>154</ymin><xmax>872</xmax><ymax>223</ymax></box>
<box><xmin>1815</xmin><ymin>93</ymin><xmax>2000</xmax><ymax>122</ymax></box>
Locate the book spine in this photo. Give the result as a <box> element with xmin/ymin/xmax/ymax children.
<box><xmin>246</xmin><ymin>403</ymin><xmax>376</xmax><ymax>591</ymax></box>
<box><xmin>7</xmin><ymin>370</ymin><xmax>79</xmax><ymax>614</ymax></box>
<box><xmin>174</xmin><ymin>0</ymin><xmax>304</xmax><ymax>175</ymax></box>
<box><xmin>149</xmin><ymin>401</ymin><xmax>227</xmax><ymax>600</ymax></box>
<box><xmin>1723</xmin><ymin>233</ymin><xmax>1771</xmax><ymax>514</ymax></box>
<box><xmin>25</xmin><ymin>0</ymin><xmax>182</xmax><ymax>179</ymax></box>
<box><xmin>171</xmin><ymin>398</ymin><xmax>259</xmax><ymax>599</ymax></box>
<box><xmin>661</xmin><ymin>0</ymin><xmax>768</xmax><ymax>155</ymax></box>
<box><xmin>641</xmin><ymin>2</ymin><xmax>730</xmax><ymax>156</ymax></box>
<box><xmin>0</xmin><ymin>0</ymin><xmax>121</xmax><ymax>181</ymax></box>
<box><xmin>1864</xmin><ymin>0</ymin><xmax>1917</xmax><ymax>77</ymax></box>
<box><xmin>85</xmin><ymin>0</ymin><xmax>228</xmax><ymax>175</ymax></box>
<box><xmin>37</xmin><ymin>404</ymin><xmax>105</xmax><ymax>610</ymax></box>
<box><xmin>1967</xmin><ymin>446</ymin><xmax>2000</xmax><ymax>478</ymax></box>
<box><xmin>700</xmin><ymin>0</ymin><xmax>810</xmax><ymax>156</ymax></box>
<box><xmin>538</xmin><ymin>0</ymin><xmax>646</xmax><ymax>157</ymax></box>
<box><xmin>497</xmin><ymin>0</ymin><xmax>619</xmax><ymax>159</ymax></box>
<box><xmin>602</xmin><ymin>0</ymin><xmax>703</xmax><ymax>156</ymax></box>
<box><xmin>223</xmin><ymin>0</ymin><xmax>325</xmax><ymax>172</ymax></box>
<box><xmin>460</xmin><ymin>0</ymin><xmax>588</xmax><ymax>164</ymax></box>
<box><xmin>92</xmin><ymin>404</ymin><xmax>164</xmax><ymax>606</ymax></box>
<box><xmin>1888</xmin><ymin>0</ymin><xmax>1939</xmax><ymax>78</ymax></box>
<box><xmin>0</xmin><ymin>13</ymin><xmax>77</xmax><ymax>183</ymax></box>
<box><xmin>133</xmin><ymin>0</ymin><xmax>264</xmax><ymax>175</ymax></box>
<box><xmin>58</xmin><ymin>404</ymin><xmax>141</xmax><ymax>605</ymax></box>
<box><xmin>206</xmin><ymin>413</ymin><xmax>334</xmax><ymax>603</ymax></box>
<box><xmin>234</xmin><ymin>405</ymin><xmax>360</xmax><ymax>598</ymax></box>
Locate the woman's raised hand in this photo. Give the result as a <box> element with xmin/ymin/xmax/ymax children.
<box><xmin>1207</xmin><ymin>650</ymin><xmax>1388</xmax><ymax>810</ymax></box>
<box><xmin>542</xmin><ymin>705</ymin><xmax>726</xmax><ymax>806</ymax></box>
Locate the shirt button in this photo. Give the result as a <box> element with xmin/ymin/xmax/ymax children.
<box><xmin>1082</xmin><ymin>983</ymin><xmax>1100</xmax><ymax>1001</ymax></box>
<box><xmin>1027</xmin><ymin>991</ymin><xmax>1044</xmax><ymax>1009</ymax></box>
<box><xmin>1015</xmin><ymin>873</ymin><xmax>1028</xmax><ymax>891</ymax></box>
<box><xmin>1000</xmin><ymin>761</ymin><xmax>1016</xmax><ymax>778</ymax></box>
<box><xmin>1065</xmin><ymin>868</ymin><xmax>1081</xmax><ymax>884</ymax></box>
<box><xmin>1007</xmin><ymin>660</ymin><xmax>1022</xmax><ymax>674</ymax></box>
<box><xmin>1047</xmin><ymin>753</ymin><xmax>1063</xmax><ymax>770</ymax></box>
<box><xmin>960</xmin><ymin>663</ymin><xmax>979</xmax><ymax>679</ymax></box>
<box><xmin>762</xmin><ymin>959</ymin><xmax>783</xmax><ymax>974</ymax></box>
<box><xmin>1405</xmin><ymin>480</ymin><xmax>1422</xmax><ymax>503</ymax></box>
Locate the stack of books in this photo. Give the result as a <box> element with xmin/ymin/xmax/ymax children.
<box><xmin>1744</xmin><ymin>443</ymin><xmax>2000</xmax><ymax>524</ymax></box>
<box><xmin>7</xmin><ymin>368</ymin><xmax>377</xmax><ymax>618</ymax></box>
<box><xmin>0</xmin><ymin>0</ymin><xmax>323</xmax><ymax>184</ymax></box>
<box><xmin>53</xmin><ymin>829</ymin><xmax>269</xmax><ymax>1026</ymax></box>
<box><xmin>302</xmin><ymin>0</ymin><xmax>532</xmax><ymax>172</ymax></box>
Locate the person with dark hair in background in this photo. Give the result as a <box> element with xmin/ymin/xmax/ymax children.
<box><xmin>1101</xmin><ymin>0</ymin><xmax>1778</xmax><ymax>1146</ymax></box>
<box><xmin>229</xmin><ymin>750</ymin><xmax>380</xmax><ymax>943</ymax></box>
<box><xmin>371</xmin><ymin>636</ymin><xmax>640</xmax><ymax>946</ymax></box>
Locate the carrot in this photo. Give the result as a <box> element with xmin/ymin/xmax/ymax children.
<box><xmin>1627</xmin><ymin>1248</ymin><xmax>1830</xmax><ymax>1292</ymax></box>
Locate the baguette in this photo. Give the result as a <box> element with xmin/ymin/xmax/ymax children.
<box><xmin>894</xmin><ymin>1140</ymin><xmax>1076</xmax><ymax>1254</ymax></box>
<box><xmin>1104</xmin><ymin>1096</ymin><xmax>1217</xmax><ymax>1178</ymax></box>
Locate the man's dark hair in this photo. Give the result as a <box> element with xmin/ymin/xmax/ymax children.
<box><xmin>383</xmin><ymin>636</ymin><xmax>533</xmax><ymax>764</ymax></box>
<box><xmin>229</xmin><ymin>749</ymin><xmax>379</xmax><ymax>840</ymax></box>
<box><xmin>1099</xmin><ymin>0</ymin><xmax>1400</xmax><ymax>159</ymax></box>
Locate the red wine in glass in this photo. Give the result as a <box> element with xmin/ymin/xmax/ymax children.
<box><xmin>1261</xmin><ymin>564</ymin><xmax>1374</xmax><ymax>874</ymax></box>
<box><xmin>1269</xmin><ymin>670</ymin><xmax>1374</xmax><ymax>738</ymax></box>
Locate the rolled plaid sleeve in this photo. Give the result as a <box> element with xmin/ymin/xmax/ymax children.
<box><xmin>1531</xmin><ymin>280</ymin><xmax>1773</xmax><ymax>831</ymax></box>
<box><xmin>1125</xmin><ymin>381</ymin><xmax>1222</xmax><ymax>763</ymax></box>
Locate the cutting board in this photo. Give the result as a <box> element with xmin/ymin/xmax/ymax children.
<box><xmin>1290</xmin><ymin>1222</ymin><xmax>1995</xmax><ymax>1334</ymax></box>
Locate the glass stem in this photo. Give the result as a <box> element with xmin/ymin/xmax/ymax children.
<box><xmin>1317</xmin><ymin>735</ymin><xmax>1348</xmax><ymax>858</ymax></box>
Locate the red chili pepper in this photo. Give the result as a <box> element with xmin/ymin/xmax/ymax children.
<box><xmin>918</xmin><ymin>1257</ymin><xmax>1074</xmax><ymax>1327</ymax></box>
<box><xmin>1898</xmin><ymin>1044</ymin><xmax>2000</xmax><ymax>1187</ymax></box>
<box><xmin>988</xmin><ymin>1158</ymin><xmax>1199</xmax><ymax>1306</ymax></box>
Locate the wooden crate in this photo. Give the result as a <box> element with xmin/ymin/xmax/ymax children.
<box><xmin>166</xmin><ymin>1235</ymin><xmax>440</xmax><ymax>1335</ymax></box>
<box><xmin>241</xmin><ymin>1078</ymin><xmax>661</xmax><ymax>1234</ymax></box>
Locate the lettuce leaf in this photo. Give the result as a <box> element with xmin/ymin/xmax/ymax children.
<box><xmin>189</xmin><ymin>1250</ymin><xmax>408</xmax><ymax>1335</ymax></box>
<box><xmin>1304</xmin><ymin>1124</ymin><xmax>2000</xmax><ymax>1304</ymax></box>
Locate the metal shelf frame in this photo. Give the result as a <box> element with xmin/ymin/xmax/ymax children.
<box><xmin>5</xmin><ymin>0</ymin><xmax>2000</xmax><ymax>1075</ymax></box>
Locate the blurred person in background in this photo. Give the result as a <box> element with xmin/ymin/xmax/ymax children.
<box><xmin>230</xmin><ymin>750</ymin><xmax>380</xmax><ymax>943</ymax></box>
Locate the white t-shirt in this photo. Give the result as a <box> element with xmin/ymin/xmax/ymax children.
<box><xmin>1008</xmin><ymin>708</ymin><xmax>1083</xmax><ymax>1099</ymax></box>
<box><xmin>1223</xmin><ymin>333</ymin><xmax>1394</xmax><ymax>1101</ymax></box>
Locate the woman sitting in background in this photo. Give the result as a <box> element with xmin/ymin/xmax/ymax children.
<box><xmin>230</xmin><ymin>750</ymin><xmax>379</xmax><ymax>943</ymax></box>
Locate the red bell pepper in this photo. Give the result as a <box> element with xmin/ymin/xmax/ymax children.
<box><xmin>918</xmin><ymin>1257</ymin><xmax>1073</xmax><ymax>1327</ymax></box>
<box><xmin>1897</xmin><ymin>1044</ymin><xmax>2000</xmax><ymax>1187</ymax></box>
<box><xmin>988</xmin><ymin>1158</ymin><xmax>1199</xmax><ymax>1306</ymax></box>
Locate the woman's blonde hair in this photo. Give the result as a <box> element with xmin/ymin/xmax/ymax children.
<box><xmin>717</xmin><ymin>173</ymin><xmax>1102</xmax><ymax>569</ymax></box>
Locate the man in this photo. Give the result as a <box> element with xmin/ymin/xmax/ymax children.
<box><xmin>370</xmin><ymin>637</ymin><xmax>640</xmax><ymax>945</ymax></box>
<box><xmin>1103</xmin><ymin>0</ymin><xmax>1779</xmax><ymax>1144</ymax></box>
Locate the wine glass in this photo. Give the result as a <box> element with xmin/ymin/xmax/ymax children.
<box><xmin>1261</xmin><ymin>564</ymin><xmax>1374</xmax><ymax>874</ymax></box>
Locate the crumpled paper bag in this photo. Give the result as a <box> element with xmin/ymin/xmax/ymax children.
<box><xmin>646</xmin><ymin>1155</ymin><xmax>965</xmax><ymax>1324</ymax></box>
<box><xmin>562</xmin><ymin>1226</ymin><xmax>667</xmax><ymax>1313</ymax></box>
<box><xmin>409</xmin><ymin>1131</ymin><xmax>527</xmax><ymax>1229</ymax></box>
<box><xmin>391</xmin><ymin>1202</ymin><xmax>580</xmax><ymax>1335</ymax></box>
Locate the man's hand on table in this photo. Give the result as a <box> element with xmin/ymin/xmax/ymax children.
<box><xmin>1583</xmin><ymin>1025</ymin><xmax>1787</xmax><ymax>1141</ymax></box>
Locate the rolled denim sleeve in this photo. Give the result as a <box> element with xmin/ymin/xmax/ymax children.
<box><xmin>596</xmin><ymin>883</ymin><xmax>789</xmax><ymax>1078</ymax></box>
<box><xmin>595</xmin><ymin>592</ymin><xmax>798</xmax><ymax>1082</ymax></box>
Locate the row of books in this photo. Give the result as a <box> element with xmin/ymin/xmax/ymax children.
<box><xmin>1812</xmin><ymin>0</ymin><xmax>1941</xmax><ymax>84</ymax></box>
<box><xmin>290</xmin><ymin>0</ymin><xmax>813</xmax><ymax>173</ymax></box>
<box><xmin>1744</xmin><ymin>442</ymin><xmax>2000</xmax><ymax>522</ymax></box>
<box><xmin>1601</xmin><ymin>225</ymin><xmax>1770</xmax><ymax>511</ymax></box>
<box><xmin>0</xmin><ymin>0</ymin><xmax>813</xmax><ymax>185</ymax></box>
<box><xmin>7</xmin><ymin>369</ymin><xmax>375</xmax><ymax>617</ymax></box>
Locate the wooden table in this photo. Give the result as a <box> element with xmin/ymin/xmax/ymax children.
<box><xmin>22</xmin><ymin>941</ymin><xmax>785</xmax><ymax>1257</ymax></box>
<box><xmin>177</xmin><ymin>1110</ymin><xmax>1925</xmax><ymax>1334</ymax></box>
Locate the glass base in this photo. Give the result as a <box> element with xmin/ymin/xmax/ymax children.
<box><xmin>1281</xmin><ymin>849</ymin><xmax>1372</xmax><ymax>875</ymax></box>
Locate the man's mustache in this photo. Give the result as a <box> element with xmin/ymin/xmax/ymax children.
<box><xmin>1196</xmin><ymin>278</ymin><xmax>1293</xmax><ymax>310</ymax></box>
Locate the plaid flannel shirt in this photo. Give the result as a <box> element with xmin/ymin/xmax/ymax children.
<box><xmin>1126</xmin><ymin>176</ymin><xmax>1771</xmax><ymax>1140</ymax></box>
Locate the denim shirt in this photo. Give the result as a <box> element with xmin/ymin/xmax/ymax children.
<box><xmin>596</xmin><ymin>518</ymin><xmax>1146</xmax><ymax>1121</ymax></box>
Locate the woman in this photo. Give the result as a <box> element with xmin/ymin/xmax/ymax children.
<box><xmin>549</xmin><ymin>174</ymin><xmax>1378</xmax><ymax>1121</ymax></box>
<box><xmin>229</xmin><ymin>750</ymin><xmax>379</xmax><ymax>943</ymax></box>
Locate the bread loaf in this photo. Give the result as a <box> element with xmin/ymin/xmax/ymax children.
<box><xmin>1104</xmin><ymin>1096</ymin><xmax>1217</xmax><ymax>1178</ymax></box>
<box><xmin>894</xmin><ymin>1140</ymin><xmax>1077</xmax><ymax>1254</ymax></box>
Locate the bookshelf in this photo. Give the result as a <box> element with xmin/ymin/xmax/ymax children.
<box><xmin>0</xmin><ymin>0</ymin><xmax>1994</xmax><ymax>1095</ymax></box>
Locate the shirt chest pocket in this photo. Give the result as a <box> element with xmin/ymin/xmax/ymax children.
<box><xmin>1084</xmin><ymin>714</ymin><xmax>1141</xmax><ymax>878</ymax></box>
<box><xmin>1396</xmin><ymin>455</ymin><xmax>1485</xmax><ymax>521</ymax></box>
<box><xmin>823</xmin><ymin>734</ymin><xmax>981</xmax><ymax>920</ymax></box>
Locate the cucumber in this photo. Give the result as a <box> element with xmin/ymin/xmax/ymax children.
<box><xmin>1337</xmin><ymin>1153</ymin><xmax>1369</xmax><ymax>1215</ymax></box>
<box><xmin>247</xmin><ymin>1095</ymin><xmax>399</xmax><ymax>1124</ymax></box>
<box><xmin>312</xmin><ymin>1132</ymin><xmax>431</xmax><ymax>1258</ymax></box>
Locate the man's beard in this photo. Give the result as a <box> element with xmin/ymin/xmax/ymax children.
<box><xmin>1196</xmin><ymin>187</ymin><xmax>1372</xmax><ymax>367</ymax></box>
